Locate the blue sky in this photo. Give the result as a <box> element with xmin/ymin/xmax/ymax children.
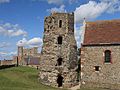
<box><xmin>0</xmin><ymin>0</ymin><xmax>120</xmax><ymax>60</ymax></box>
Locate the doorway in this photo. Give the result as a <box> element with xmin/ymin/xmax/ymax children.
<box><xmin>57</xmin><ymin>74</ymin><xmax>63</xmax><ymax>87</ymax></box>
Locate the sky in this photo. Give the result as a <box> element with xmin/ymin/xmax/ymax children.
<box><xmin>0</xmin><ymin>0</ymin><xmax>120</xmax><ymax>60</ymax></box>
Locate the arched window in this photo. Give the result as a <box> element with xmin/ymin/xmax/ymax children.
<box><xmin>57</xmin><ymin>58</ymin><xmax>62</xmax><ymax>66</ymax></box>
<box><xmin>58</xmin><ymin>36</ymin><xmax>62</xmax><ymax>44</ymax></box>
<box><xmin>104</xmin><ymin>50</ymin><xmax>111</xmax><ymax>63</ymax></box>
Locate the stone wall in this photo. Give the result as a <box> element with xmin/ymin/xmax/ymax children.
<box><xmin>81</xmin><ymin>45</ymin><xmax>120</xmax><ymax>89</ymax></box>
<box><xmin>23</xmin><ymin>47</ymin><xmax>38</xmax><ymax>56</ymax></box>
<box><xmin>1</xmin><ymin>60</ymin><xmax>13</xmax><ymax>65</ymax></box>
<box><xmin>17</xmin><ymin>46</ymin><xmax>40</xmax><ymax>65</ymax></box>
<box><xmin>39</xmin><ymin>12</ymin><xmax>78</xmax><ymax>88</ymax></box>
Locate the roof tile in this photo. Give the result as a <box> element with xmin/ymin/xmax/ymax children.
<box><xmin>83</xmin><ymin>19</ymin><xmax>120</xmax><ymax>45</ymax></box>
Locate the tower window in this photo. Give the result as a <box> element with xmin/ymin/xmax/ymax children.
<box><xmin>58</xmin><ymin>36</ymin><xmax>62</xmax><ymax>44</ymax></box>
<box><xmin>104</xmin><ymin>50</ymin><xmax>111</xmax><ymax>63</ymax></box>
<box><xmin>57</xmin><ymin>58</ymin><xmax>62</xmax><ymax>66</ymax></box>
<box><xmin>59</xmin><ymin>20</ymin><xmax>62</xmax><ymax>28</ymax></box>
<box><xmin>95</xmin><ymin>66</ymin><xmax>100</xmax><ymax>71</ymax></box>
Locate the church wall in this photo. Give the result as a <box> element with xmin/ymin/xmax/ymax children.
<box><xmin>81</xmin><ymin>45</ymin><xmax>120</xmax><ymax>89</ymax></box>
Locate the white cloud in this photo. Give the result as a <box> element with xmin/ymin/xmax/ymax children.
<box><xmin>0</xmin><ymin>22</ymin><xmax>27</xmax><ymax>37</ymax></box>
<box><xmin>0</xmin><ymin>0</ymin><xmax>10</xmax><ymax>3</ymax></box>
<box><xmin>74</xmin><ymin>0</ymin><xmax>120</xmax><ymax>23</ymax></box>
<box><xmin>16</xmin><ymin>37</ymin><xmax>43</xmax><ymax>47</ymax></box>
<box><xmin>0</xmin><ymin>42</ymin><xmax>10</xmax><ymax>48</ymax></box>
<box><xmin>0</xmin><ymin>51</ymin><xmax>17</xmax><ymax>60</ymax></box>
<box><xmin>74</xmin><ymin>24</ymin><xmax>84</xmax><ymax>47</ymax></box>
<box><xmin>32</xmin><ymin>0</ymin><xmax>77</xmax><ymax>5</ymax></box>
<box><xmin>105</xmin><ymin>0</ymin><xmax>120</xmax><ymax>13</ymax></box>
<box><xmin>8</xmin><ymin>29</ymin><xmax>27</xmax><ymax>37</ymax></box>
<box><xmin>47</xmin><ymin>0</ymin><xmax>63</xmax><ymax>5</ymax></box>
<box><xmin>47</xmin><ymin>5</ymin><xmax>67</xmax><ymax>13</ymax></box>
<box><xmin>16</xmin><ymin>38</ymin><xmax>28</xmax><ymax>46</ymax></box>
<box><xmin>0</xmin><ymin>52</ymin><xmax>7</xmax><ymax>55</ymax></box>
<box><xmin>31</xmin><ymin>0</ymin><xmax>63</xmax><ymax>5</ymax></box>
<box><xmin>27</xmin><ymin>37</ymin><xmax>42</xmax><ymax>46</ymax></box>
<box><xmin>74</xmin><ymin>1</ymin><xmax>109</xmax><ymax>23</ymax></box>
<box><xmin>8</xmin><ymin>51</ymin><xmax>17</xmax><ymax>55</ymax></box>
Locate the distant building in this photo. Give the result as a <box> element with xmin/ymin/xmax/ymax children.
<box><xmin>0</xmin><ymin>60</ymin><xmax>13</xmax><ymax>65</ymax></box>
<box><xmin>24</xmin><ymin>57</ymin><xmax>40</xmax><ymax>68</ymax></box>
<box><xmin>81</xmin><ymin>20</ymin><xmax>120</xmax><ymax>89</ymax></box>
<box><xmin>17</xmin><ymin>46</ymin><xmax>40</xmax><ymax>66</ymax></box>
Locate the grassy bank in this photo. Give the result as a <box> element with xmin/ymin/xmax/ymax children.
<box><xmin>0</xmin><ymin>66</ymin><xmax>59</xmax><ymax>90</ymax></box>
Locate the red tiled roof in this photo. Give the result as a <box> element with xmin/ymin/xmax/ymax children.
<box><xmin>83</xmin><ymin>19</ymin><xmax>120</xmax><ymax>45</ymax></box>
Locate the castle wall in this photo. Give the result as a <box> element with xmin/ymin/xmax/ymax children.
<box><xmin>23</xmin><ymin>47</ymin><xmax>38</xmax><ymax>56</ymax></box>
<box><xmin>17</xmin><ymin>46</ymin><xmax>39</xmax><ymax>65</ymax></box>
<box><xmin>81</xmin><ymin>45</ymin><xmax>120</xmax><ymax>89</ymax></box>
<box><xmin>1</xmin><ymin>60</ymin><xmax>13</xmax><ymax>65</ymax></box>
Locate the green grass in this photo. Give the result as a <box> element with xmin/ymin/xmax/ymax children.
<box><xmin>0</xmin><ymin>66</ymin><xmax>61</xmax><ymax>90</ymax></box>
<box><xmin>78</xmin><ymin>88</ymin><xmax>109</xmax><ymax>90</ymax></box>
<box><xmin>0</xmin><ymin>66</ymin><xmax>109</xmax><ymax>90</ymax></box>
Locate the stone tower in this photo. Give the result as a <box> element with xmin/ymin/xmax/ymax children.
<box><xmin>32</xmin><ymin>47</ymin><xmax>38</xmax><ymax>55</ymax></box>
<box><xmin>18</xmin><ymin>46</ymin><xmax>23</xmax><ymax>56</ymax></box>
<box><xmin>18</xmin><ymin>46</ymin><xmax>23</xmax><ymax>65</ymax></box>
<box><xmin>39</xmin><ymin>12</ymin><xmax>78</xmax><ymax>88</ymax></box>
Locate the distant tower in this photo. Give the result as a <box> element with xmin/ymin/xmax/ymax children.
<box><xmin>33</xmin><ymin>47</ymin><xmax>38</xmax><ymax>55</ymax></box>
<box><xmin>39</xmin><ymin>13</ymin><xmax>78</xmax><ymax>88</ymax></box>
<box><xmin>18</xmin><ymin>46</ymin><xmax>23</xmax><ymax>56</ymax></box>
<box><xmin>18</xmin><ymin>46</ymin><xmax>23</xmax><ymax>65</ymax></box>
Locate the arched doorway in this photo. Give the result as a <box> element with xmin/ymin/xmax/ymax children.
<box><xmin>57</xmin><ymin>74</ymin><xmax>63</xmax><ymax>87</ymax></box>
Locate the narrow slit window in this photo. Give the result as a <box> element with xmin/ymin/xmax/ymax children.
<box><xmin>59</xmin><ymin>20</ymin><xmax>62</xmax><ymax>28</ymax></box>
<box><xmin>58</xmin><ymin>36</ymin><xmax>62</xmax><ymax>44</ymax></box>
<box><xmin>104</xmin><ymin>50</ymin><xmax>111</xmax><ymax>63</ymax></box>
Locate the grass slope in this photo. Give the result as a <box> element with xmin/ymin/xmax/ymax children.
<box><xmin>0</xmin><ymin>66</ymin><xmax>60</xmax><ymax>90</ymax></box>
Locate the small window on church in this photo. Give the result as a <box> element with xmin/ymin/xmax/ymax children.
<box><xmin>58</xmin><ymin>36</ymin><xmax>62</xmax><ymax>44</ymax></box>
<box><xmin>95</xmin><ymin>66</ymin><xmax>100</xmax><ymax>71</ymax></box>
<box><xmin>104</xmin><ymin>50</ymin><xmax>111</xmax><ymax>63</ymax></box>
<box><xmin>59</xmin><ymin>20</ymin><xmax>62</xmax><ymax>28</ymax></box>
<box><xmin>57</xmin><ymin>58</ymin><xmax>62</xmax><ymax>66</ymax></box>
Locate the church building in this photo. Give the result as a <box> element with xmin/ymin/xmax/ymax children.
<box><xmin>81</xmin><ymin>20</ymin><xmax>120</xmax><ymax>89</ymax></box>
